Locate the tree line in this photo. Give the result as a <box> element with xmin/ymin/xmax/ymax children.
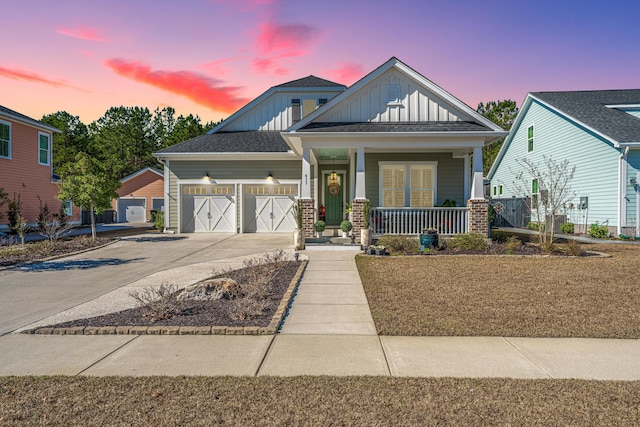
<box><xmin>38</xmin><ymin>106</ymin><xmax>218</xmax><ymax>238</ymax></box>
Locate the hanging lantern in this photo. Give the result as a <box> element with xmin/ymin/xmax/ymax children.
<box><xmin>328</xmin><ymin>156</ymin><xmax>340</xmax><ymax>196</ymax></box>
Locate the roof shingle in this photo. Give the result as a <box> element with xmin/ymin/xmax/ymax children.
<box><xmin>531</xmin><ymin>89</ymin><xmax>640</xmax><ymax>143</ymax></box>
<box><xmin>275</xmin><ymin>75</ymin><xmax>345</xmax><ymax>88</ymax></box>
<box><xmin>157</xmin><ymin>131</ymin><xmax>291</xmax><ymax>154</ymax></box>
<box><xmin>298</xmin><ymin>121</ymin><xmax>492</xmax><ymax>133</ymax></box>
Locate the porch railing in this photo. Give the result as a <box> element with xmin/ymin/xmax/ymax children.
<box><xmin>371</xmin><ymin>207</ymin><xmax>469</xmax><ymax>236</ymax></box>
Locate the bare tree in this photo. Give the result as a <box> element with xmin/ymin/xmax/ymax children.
<box><xmin>512</xmin><ymin>155</ymin><xmax>576</xmax><ymax>248</ymax></box>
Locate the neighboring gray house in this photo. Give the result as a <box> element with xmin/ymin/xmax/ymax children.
<box><xmin>488</xmin><ymin>89</ymin><xmax>640</xmax><ymax>236</ymax></box>
<box><xmin>154</xmin><ymin>57</ymin><xmax>506</xmax><ymax>237</ymax></box>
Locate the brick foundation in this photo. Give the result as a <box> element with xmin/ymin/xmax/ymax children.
<box><xmin>300</xmin><ymin>198</ymin><xmax>315</xmax><ymax>238</ymax></box>
<box><xmin>467</xmin><ymin>199</ymin><xmax>489</xmax><ymax>236</ymax></box>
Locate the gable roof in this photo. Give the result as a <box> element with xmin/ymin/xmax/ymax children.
<box><xmin>275</xmin><ymin>75</ymin><xmax>344</xmax><ymax>88</ymax></box>
<box><xmin>208</xmin><ymin>76</ymin><xmax>346</xmax><ymax>134</ymax></box>
<box><xmin>120</xmin><ymin>167</ymin><xmax>164</xmax><ymax>183</ymax></box>
<box><xmin>487</xmin><ymin>89</ymin><xmax>640</xmax><ymax>180</ymax></box>
<box><xmin>0</xmin><ymin>105</ymin><xmax>61</xmax><ymax>133</ymax></box>
<box><xmin>530</xmin><ymin>90</ymin><xmax>640</xmax><ymax>144</ymax></box>
<box><xmin>287</xmin><ymin>57</ymin><xmax>506</xmax><ymax>134</ymax></box>
<box><xmin>157</xmin><ymin>131</ymin><xmax>291</xmax><ymax>154</ymax></box>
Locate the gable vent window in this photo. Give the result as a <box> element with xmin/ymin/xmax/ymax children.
<box><xmin>527</xmin><ymin>125</ymin><xmax>534</xmax><ymax>152</ymax></box>
<box><xmin>291</xmin><ymin>99</ymin><xmax>301</xmax><ymax>124</ymax></box>
<box><xmin>319</xmin><ymin>98</ymin><xmax>327</xmax><ymax>106</ymax></box>
<box><xmin>386</xmin><ymin>85</ymin><xmax>401</xmax><ymax>105</ymax></box>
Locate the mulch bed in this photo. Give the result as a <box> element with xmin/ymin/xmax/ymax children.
<box><xmin>34</xmin><ymin>261</ymin><xmax>302</xmax><ymax>331</ymax></box>
<box><xmin>0</xmin><ymin>236</ymin><xmax>113</xmax><ymax>267</ymax></box>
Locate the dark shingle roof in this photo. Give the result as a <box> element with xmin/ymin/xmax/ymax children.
<box><xmin>298</xmin><ymin>121</ymin><xmax>492</xmax><ymax>133</ymax></box>
<box><xmin>531</xmin><ymin>89</ymin><xmax>640</xmax><ymax>143</ymax></box>
<box><xmin>0</xmin><ymin>105</ymin><xmax>60</xmax><ymax>132</ymax></box>
<box><xmin>275</xmin><ymin>75</ymin><xmax>345</xmax><ymax>88</ymax></box>
<box><xmin>157</xmin><ymin>131</ymin><xmax>290</xmax><ymax>154</ymax></box>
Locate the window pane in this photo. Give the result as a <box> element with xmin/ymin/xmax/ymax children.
<box><xmin>409</xmin><ymin>165</ymin><xmax>434</xmax><ymax>207</ymax></box>
<box><xmin>302</xmin><ymin>99</ymin><xmax>316</xmax><ymax>118</ymax></box>
<box><xmin>0</xmin><ymin>140</ymin><xmax>7</xmax><ymax>157</ymax></box>
<box><xmin>528</xmin><ymin>126</ymin><xmax>534</xmax><ymax>139</ymax></box>
<box><xmin>532</xmin><ymin>179</ymin><xmax>538</xmax><ymax>193</ymax></box>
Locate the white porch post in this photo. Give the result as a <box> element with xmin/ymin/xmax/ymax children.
<box><xmin>301</xmin><ymin>147</ymin><xmax>311</xmax><ymax>199</ymax></box>
<box><xmin>470</xmin><ymin>147</ymin><xmax>484</xmax><ymax>199</ymax></box>
<box><xmin>355</xmin><ymin>146</ymin><xmax>366</xmax><ymax>199</ymax></box>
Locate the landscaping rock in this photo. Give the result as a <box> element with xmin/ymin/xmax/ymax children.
<box><xmin>176</xmin><ymin>278</ymin><xmax>239</xmax><ymax>301</ymax></box>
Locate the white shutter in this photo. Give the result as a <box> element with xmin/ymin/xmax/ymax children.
<box><xmin>382</xmin><ymin>166</ymin><xmax>405</xmax><ymax>207</ymax></box>
<box><xmin>410</xmin><ymin>166</ymin><xmax>434</xmax><ymax>207</ymax></box>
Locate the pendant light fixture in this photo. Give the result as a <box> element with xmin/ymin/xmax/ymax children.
<box><xmin>329</xmin><ymin>156</ymin><xmax>338</xmax><ymax>182</ymax></box>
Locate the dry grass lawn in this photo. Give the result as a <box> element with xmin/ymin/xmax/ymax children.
<box><xmin>1</xmin><ymin>376</ymin><xmax>639</xmax><ymax>426</ymax></box>
<box><xmin>356</xmin><ymin>244</ymin><xmax>640</xmax><ymax>338</ymax></box>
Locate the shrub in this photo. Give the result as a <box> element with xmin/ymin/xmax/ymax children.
<box><xmin>564</xmin><ymin>240</ymin><xmax>585</xmax><ymax>256</ymax></box>
<box><xmin>7</xmin><ymin>193</ymin><xmax>21</xmax><ymax>233</ymax></box>
<box><xmin>588</xmin><ymin>223</ymin><xmax>609</xmax><ymax>239</ymax></box>
<box><xmin>362</xmin><ymin>200</ymin><xmax>371</xmax><ymax>228</ymax></box>
<box><xmin>129</xmin><ymin>283</ymin><xmax>185</xmax><ymax>322</ymax></box>
<box><xmin>377</xmin><ymin>235</ymin><xmax>420</xmax><ymax>255</ymax></box>
<box><xmin>340</xmin><ymin>220</ymin><xmax>352</xmax><ymax>233</ymax></box>
<box><xmin>36</xmin><ymin>197</ymin><xmax>51</xmax><ymax>231</ymax></box>
<box><xmin>447</xmin><ymin>233</ymin><xmax>489</xmax><ymax>252</ymax></box>
<box><xmin>527</xmin><ymin>221</ymin><xmax>544</xmax><ymax>231</ymax></box>
<box><xmin>314</xmin><ymin>220</ymin><xmax>326</xmax><ymax>232</ymax></box>
<box><xmin>491</xmin><ymin>230</ymin><xmax>510</xmax><ymax>243</ymax></box>
<box><xmin>560</xmin><ymin>222</ymin><xmax>574</xmax><ymax>234</ymax></box>
<box><xmin>505</xmin><ymin>236</ymin><xmax>521</xmax><ymax>255</ymax></box>
<box><xmin>153</xmin><ymin>211</ymin><xmax>164</xmax><ymax>232</ymax></box>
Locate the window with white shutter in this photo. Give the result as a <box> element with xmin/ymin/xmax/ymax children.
<box><xmin>379</xmin><ymin>162</ymin><xmax>437</xmax><ymax>207</ymax></box>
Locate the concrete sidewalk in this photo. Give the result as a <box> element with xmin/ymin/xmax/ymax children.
<box><xmin>0</xmin><ymin>247</ymin><xmax>639</xmax><ymax>379</ymax></box>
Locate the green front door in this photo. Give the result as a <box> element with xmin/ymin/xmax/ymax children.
<box><xmin>325</xmin><ymin>173</ymin><xmax>343</xmax><ymax>226</ymax></box>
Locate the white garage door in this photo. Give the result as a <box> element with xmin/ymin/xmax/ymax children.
<box><xmin>118</xmin><ymin>198</ymin><xmax>146</xmax><ymax>223</ymax></box>
<box><xmin>182</xmin><ymin>185</ymin><xmax>236</xmax><ymax>233</ymax></box>
<box><xmin>244</xmin><ymin>185</ymin><xmax>297</xmax><ymax>233</ymax></box>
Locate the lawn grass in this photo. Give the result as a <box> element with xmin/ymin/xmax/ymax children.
<box><xmin>1</xmin><ymin>376</ymin><xmax>639</xmax><ymax>426</ymax></box>
<box><xmin>356</xmin><ymin>244</ymin><xmax>640</xmax><ymax>338</ymax></box>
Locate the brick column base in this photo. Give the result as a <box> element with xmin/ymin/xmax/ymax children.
<box><xmin>351</xmin><ymin>199</ymin><xmax>368</xmax><ymax>235</ymax></box>
<box><xmin>300</xmin><ymin>198</ymin><xmax>315</xmax><ymax>238</ymax></box>
<box><xmin>467</xmin><ymin>199</ymin><xmax>489</xmax><ymax>236</ymax></box>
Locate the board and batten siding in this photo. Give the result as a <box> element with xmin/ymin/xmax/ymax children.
<box><xmin>364</xmin><ymin>152</ymin><xmax>464</xmax><ymax>207</ymax></box>
<box><xmin>491</xmin><ymin>100</ymin><xmax>621</xmax><ymax>227</ymax></box>
<box><xmin>625</xmin><ymin>149</ymin><xmax>640</xmax><ymax>228</ymax></box>
<box><xmin>167</xmin><ymin>160</ymin><xmax>302</xmax><ymax>231</ymax></box>
<box><xmin>316</xmin><ymin>69</ymin><xmax>472</xmax><ymax>123</ymax></box>
<box><xmin>224</xmin><ymin>91</ymin><xmax>342</xmax><ymax>132</ymax></box>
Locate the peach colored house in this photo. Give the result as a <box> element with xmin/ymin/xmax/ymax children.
<box><xmin>112</xmin><ymin>167</ymin><xmax>164</xmax><ymax>222</ymax></box>
<box><xmin>0</xmin><ymin>105</ymin><xmax>80</xmax><ymax>231</ymax></box>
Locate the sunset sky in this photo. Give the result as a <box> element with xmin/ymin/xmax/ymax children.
<box><xmin>2</xmin><ymin>0</ymin><xmax>639</xmax><ymax>125</ymax></box>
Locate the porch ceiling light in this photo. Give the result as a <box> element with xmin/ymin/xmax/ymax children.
<box><xmin>329</xmin><ymin>156</ymin><xmax>338</xmax><ymax>182</ymax></box>
<box><xmin>266</xmin><ymin>172</ymin><xmax>275</xmax><ymax>183</ymax></box>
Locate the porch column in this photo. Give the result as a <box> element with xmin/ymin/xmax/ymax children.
<box><xmin>355</xmin><ymin>146</ymin><xmax>366</xmax><ymax>199</ymax></box>
<box><xmin>470</xmin><ymin>146</ymin><xmax>484</xmax><ymax>199</ymax></box>
<box><xmin>301</xmin><ymin>147</ymin><xmax>311</xmax><ymax>199</ymax></box>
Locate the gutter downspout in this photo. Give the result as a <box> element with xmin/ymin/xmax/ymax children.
<box><xmin>618</xmin><ymin>147</ymin><xmax>629</xmax><ymax>236</ymax></box>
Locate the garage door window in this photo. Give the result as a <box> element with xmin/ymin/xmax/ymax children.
<box><xmin>183</xmin><ymin>185</ymin><xmax>233</xmax><ymax>195</ymax></box>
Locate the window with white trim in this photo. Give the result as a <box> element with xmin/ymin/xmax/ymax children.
<box><xmin>292</xmin><ymin>98</ymin><xmax>328</xmax><ymax>124</ymax></box>
<box><xmin>527</xmin><ymin>125</ymin><xmax>534</xmax><ymax>152</ymax></box>
<box><xmin>0</xmin><ymin>120</ymin><xmax>10</xmax><ymax>158</ymax></box>
<box><xmin>62</xmin><ymin>200</ymin><xmax>73</xmax><ymax>216</ymax></box>
<box><xmin>380</xmin><ymin>162</ymin><xmax>437</xmax><ymax>207</ymax></box>
<box><xmin>38</xmin><ymin>132</ymin><xmax>50</xmax><ymax>165</ymax></box>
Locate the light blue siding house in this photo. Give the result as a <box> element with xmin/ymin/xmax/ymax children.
<box><xmin>488</xmin><ymin>90</ymin><xmax>640</xmax><ymax>237</ymax></box>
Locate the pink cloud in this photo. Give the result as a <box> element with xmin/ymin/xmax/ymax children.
<box><xmin>256</xmin><ymin>22</ymin><xmax>317</xmax><ymax>56</ymax></box>
<box><xmin>104</xmin><ymin>59</ymin><xmax>249</xmax><ymax>113</ymax></box>
<box><xmin>325</xmin><ymin>63</ymin><xmax>365</xmax><ymax>85</ymax></box>
<box><xmin>0</xmin><ymin>66</ymin><xmax>79</xmax><ymax>89</ymax></box>
<box><xmin>57</xmin><ymin>25</ymin><xmax>106</xmax><ymax>42</ymax></box>
<box><xmin>200</xmin><ymin>56</ymin><xmax>249</xmax><ymax>76</ymax></box>
<box><xmin>211</xmin><ymin>0</ymin><xmax>274</xmax><ymax>11</ymax></box>
<box><xmin>79</xmin><ymin>50</ymin><xmax>95</xmax><ymax>58</ymax></box>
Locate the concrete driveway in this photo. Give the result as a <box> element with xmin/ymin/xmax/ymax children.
<box><xmin>0</xmin><ymin>232</ymin><xmax>293</xmax><ymax>335</ymax></box>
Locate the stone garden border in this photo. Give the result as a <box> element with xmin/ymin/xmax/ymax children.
<box><xmin>26</xmin><ymin>260</ymin><xmax>308</xmax><ymax>336</ymax></box>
